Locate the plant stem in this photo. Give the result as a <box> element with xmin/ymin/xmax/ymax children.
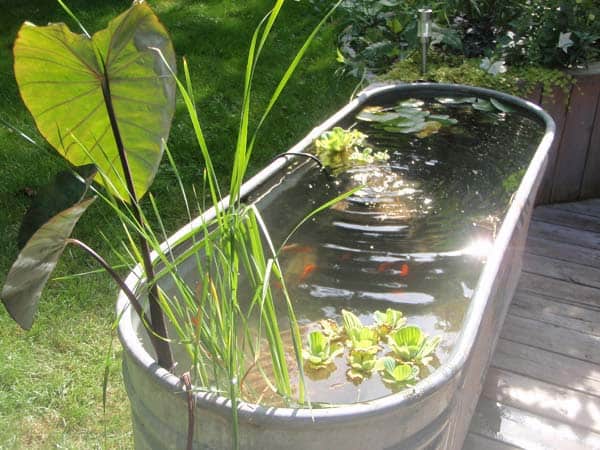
<box><xmin>66</xmin><ymin>238</ymin><xmax>167</xmax><ymax>358</ymax></box>
<box><xmin>181</xmin><ymin>372</ymin><xmax>195</xmax><ymax>450</ymax></box>
<box><xmin>100</xmin><ymin>66</ymin><xmax>174</xmax><ymax>369</ymax></box>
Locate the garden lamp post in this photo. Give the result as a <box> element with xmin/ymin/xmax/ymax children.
<box><xmin>417</xmin><ymin>8</ymin><xmax>432</xmax><ymax>76</ymax></box>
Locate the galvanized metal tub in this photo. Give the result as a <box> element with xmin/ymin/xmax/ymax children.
<box><xmin>117</xmin><ymin>83</ymin><xmax>555</xmax><ymax>450</ymax></box>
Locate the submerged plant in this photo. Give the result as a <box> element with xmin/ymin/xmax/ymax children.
<box><xmin>388</xmin><ymin>325</ymin><xmax>441</xmax><ymax>365</ymax></box>
<box><xmin>314</xmin><ymin>126</ymin><xmax>389</xmax><ymax>173</ymax></box>
<box><xmin>303</xmin><ymin>330</ymin><xmax>344</xmax><ymax>370</ymax></box>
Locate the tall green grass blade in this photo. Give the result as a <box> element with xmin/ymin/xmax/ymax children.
<box><xmin>56</xmin><ymin>0</ymin><xmax>90</xmax><ymax>38</ymax></box>
<box><xmin>278</xmin><ymin>184</ymin><xmax>363</xmax><ymax>254</ymax></box>
<box><xmin>247</xmin><ymin>0</ymin><xmax>343</xmax><ymax>163</ymax></box>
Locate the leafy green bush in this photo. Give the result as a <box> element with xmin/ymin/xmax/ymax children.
<box><xmin>331</xmin><ymin>0</ymin><xmax>461</xmax><ymax>76</ymax></box>
<box><xmin>499</xmin><ymin>0</ymin><xmax>599</xmax><ymax>69</ymax></box>
<box><xmin>381</xmin><ymin>52</ymin><xmax>573</xmax><ymax>97</ymax></box>
<box><xmin>328</xmin><ymin>0</ymin><xmax>598</xmax><ymax>75</ymax></box>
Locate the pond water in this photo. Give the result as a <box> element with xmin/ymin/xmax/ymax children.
<box><xmin>248</xmin><ymin>95</ymin><xmax>545</xmax><ymax>405</ymax></box>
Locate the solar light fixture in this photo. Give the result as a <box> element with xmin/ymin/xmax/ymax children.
<box><xmin>417</xmin><ymin>8</ymin><xmax>432</xmax><ymax>75</ymax></box>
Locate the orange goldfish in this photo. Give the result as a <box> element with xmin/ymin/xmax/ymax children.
<box><xmin>299</xmin><ymin>263</ymin><xmax>317</xmax><ymax>282</ymax></box>
<box><xmin>377</xmin><ymin>261</ymin><xmax>410</xmax><ymax>277</ymax></box>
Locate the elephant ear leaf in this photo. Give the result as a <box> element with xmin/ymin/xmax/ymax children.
<box><xmin>2</xmin><ymin>166</ymin><xmax>97</xmax><ymax>330</ymax></box>
<box><xmin>13</xmin><ymin>1</ymin><xmax>175</xmax><ymax>202</ymax></box>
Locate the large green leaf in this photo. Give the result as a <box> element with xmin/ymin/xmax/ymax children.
<box><xmin>2</xmin><ymin>169</ymin><xmax>96</xmax><ymax>330</ymax></box>
<box><xmin>13</xmin><ymin>1</ymin><xmax>175</xmax><ymax>201</ymax></box>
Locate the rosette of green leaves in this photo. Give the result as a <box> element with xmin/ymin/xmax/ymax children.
<box><xmin>346</xmin><ymin>341</ymin><xmax>380</xmax><ymax>383</ymax></box>
<box><xmin>341</xmin><ymin>309</ymin><xmax>363</xmax><ymax>334</ymax></box>
<box><xmin>342</xmin><ymin>309</ymin><xmax>379</xmax><ymax>349</ymax></box>
<box><xmin>318</xmin><ymin>318</ymin><xmax>344</xmax><ymax>342</ymax></box>
<box><xmin>373</xmin><ymin>308</ymin><xmax>406</xmax><ymax>337</ymax></box>
<box><xmin>303</xmin><ymin>330</ymin><xmax>344</xmax><ymax>370</ymax></box>
<box><xmin>377</xmin><ymin>357</ymin><xmax>419</xmax><ymax>388</ymax></box>
<box><xmin>314</xmin><ymin>127</ymin><xmax>387</xmax><ymax>174</ymax></box>
<box><xmin>341</xmin><ymin>309</ymin><xmax>380</xmax><ymax>382</ymax></box>
<box><xmin>347</xmin><ymin>326</ymin><xmax>379</xmax><ymax>351</ymax></box>
<box><xmin>388</xmin><ymin>325</ymin><xmax>440</xmax><ymax>364</ymax></box>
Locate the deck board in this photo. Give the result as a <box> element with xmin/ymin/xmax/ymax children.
<box><xmin>522</xmin><ymin>253</ymin><xmax>600</xmax><ymax>290</ymax></box>
<box><xmin>524</xmin><ymin>236</ymin><xmax>600</xmax><ymax>269</ymax></box>
<box><xmin>491</xmin><ymin>339</ymin><xmax>600</xmax><ymax>396</ymax></box>
<box><xmin>517</xmin><ymin>272</ymin><xmax>600</xmax><ymax>311</ymax></box>
<box><xmin>528</xmin><ymin>219</ymin><xmax>600</xmax><ymax>249</ymax></box>
<box><xmin>510</xmin><ymin>292</ymin><xmax>600</xmax><ymax>336</ymax></box>
<box><xmin>467</xmin><ymin>200</ymin><xmax>600</xmax><ymax>449</ymax></box>
<box><xmin>469</xmin><ymin>398</ymin><xmax>600</xmax><ymax>450</ymax></box>
<box><xmin>463</xmin><ymin>432</ymin><xmax>522</xmax><ymax>450</ymax></box>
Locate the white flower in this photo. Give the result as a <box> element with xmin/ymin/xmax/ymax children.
<box><xmin>480</xmin><ymin>57</ymin><xmax>508</xmax><ymax>76</ymax></box>
<box><xmin>557</xmin><ymin>32</ymin><xmax>573</xmax><ymax>54</ymax></box>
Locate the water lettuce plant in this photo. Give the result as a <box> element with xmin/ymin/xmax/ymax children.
<box><xmin>303</xmin><ymin>330</ymin><xmax>344</xmax><ymax>370</ymax></box>
<box><xmin>314</xmin><ymin>126</ymin><xmax>389</xmax><ymax>173</ymax></box>
<box><xmin>377</xmin><ymin>357</ymin><xmax>419</xmax><ymax>388</ymax></box>
<box><xmin>313</xmin><ymin>309</ymin><xmax>440</xmax><ymax>387</ymax></box>
<box><xmin>388</xmin><ymin>325</ymin><xmax>441</xmax><ymax>365</ymax></box>
<box><xmin>373</xmin><ymin>307</ymin><xmax>406</xmax><ymax>336</ymax></box>
<box><xmin>318</xmin><ymin>318</ymin><xmax>344</xmax><ymax>342</ymax></box>
<box><xmin>346</xmin><ymin>344</ymin><xmax>379</xmax><ymax>383</ymax></box>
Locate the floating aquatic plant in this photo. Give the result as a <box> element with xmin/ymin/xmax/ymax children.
<box><xmin>340</xmin><ymin>309</ymin><xmax>379</xmax><ymax>382</ymax></box>
<box><xmin>303</xmin><ymin>330</ymin><xmax>344</xmax><ymax>370</ymax></box>
<box><xmin>435</xmin><ymin>96</ymin><xmax>514</xmax><ymax>114</ymax></box>
<box><xmin>347</xmin><ymin>326</ymin><xmax>380</xmax><ymax>351</ymax></box>
<box><xmin>377</xmin><ymin>357</ymin><xmax>419</xmax><ymax>388</ymax></box>
<box><xmin>318</xmin><ymin>318</ymin><xmax>344</xmax><ymax>342</ymax></box>
<box><xmin>373</xmin><ymin>308</ymin><xmax>406</xmax><ymax>336</ymax></box>
<box><xmin>314</xmin><ymin>126</ymin><xmax>389</xmax><ymax>173</ymax></box>
<box><xmin>388</xmin><ymin>325</ymin><xmax>441</xmax><ymax>365</ymax></box>
<box><xmin>303</xmin><ymin>310</ymin><xmax>441</xmax><ymax>391</ymax></box>
<box><xmin>341</xmin><ymin>309</ymin><xmax>364</xmax><ymax>335</ymax></box>
<box><xmin>346</xmin><ymin>343</ymin><xmax>379</xmax><ymax>383</ymax></box>
<box><xmin>356</xmin><ymin>99</ymin><xmax>457</xmax><ymax>138</ymax></box>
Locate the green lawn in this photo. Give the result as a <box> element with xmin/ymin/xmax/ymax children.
<box><xmin>0</xmin><ymin>0</ymin><xmax>354</xmax><ymax>447</ymax></box>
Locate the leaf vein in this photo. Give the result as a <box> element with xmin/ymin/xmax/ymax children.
<box><xmin>42</xmin><ymin>31</ymin><xmax>101</xmax><ymax>77</ymax></box>
<box><xmin>111</xmin><ymin>95</ymin><xmax>163</xmax><ymax>108</ymax></box>
<box><xmin>37</xmin><ymin>87</ymin><xmax>99</xmax><ymax>117</ymax></box>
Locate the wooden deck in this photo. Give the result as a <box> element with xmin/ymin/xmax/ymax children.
<box><xmin>465</xmin><ymin>199</ymin><xmax>600</xmax><ymax>450</ymax></box>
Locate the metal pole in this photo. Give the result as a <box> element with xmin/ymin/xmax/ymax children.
<box><xmin>417</xmin><ymin>9</ymin><xmax>432</xmax><ymax>76</ymax></box>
